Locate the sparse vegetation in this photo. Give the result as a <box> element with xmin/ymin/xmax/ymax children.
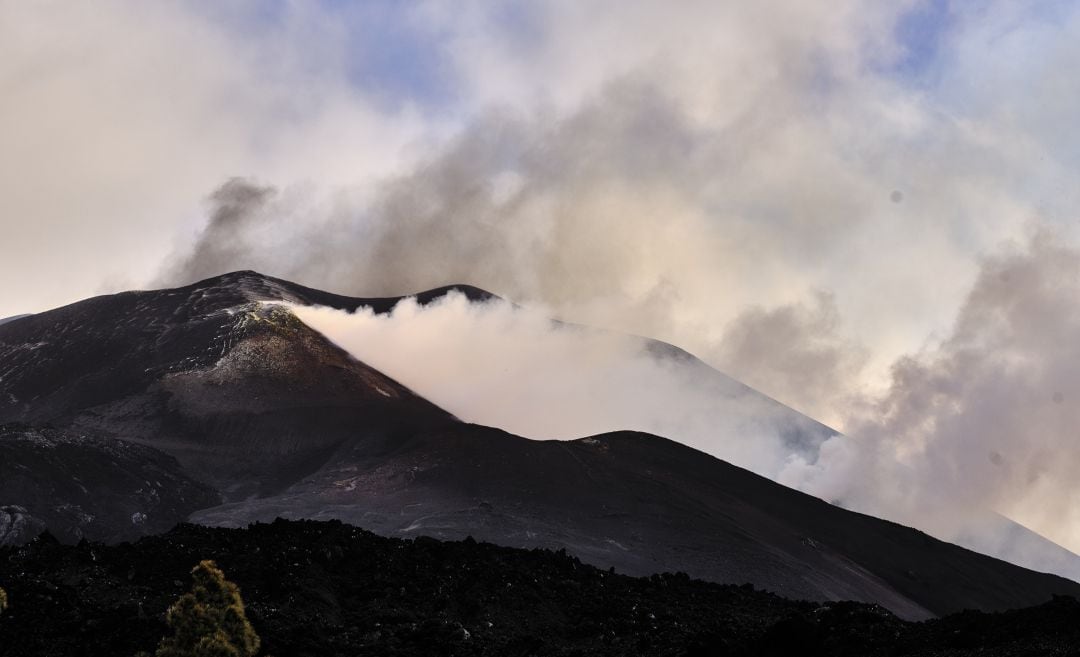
<box><xmin>153</xmin><ymin>560</ymin><xmax>260</xmax><ymax>657</ymax></box>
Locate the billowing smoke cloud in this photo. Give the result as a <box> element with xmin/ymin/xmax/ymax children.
<box><xmin>780</xmin><ymin>231</ymin><xmax>1080</xmax><ymax>558</ymax></box>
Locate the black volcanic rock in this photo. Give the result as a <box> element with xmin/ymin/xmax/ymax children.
<box><xmin>1</xmin><ymin>520</ymin><xmax>1079</xmax><ymax>657</ymax></box>
<box><xmin>3</xmin><ymin>271</ymin><xmax>1080</xmax><ymax>621</ymax></box>
<box><xmin>0</xmin><ymin>424</ymin><xmax>218</xmax><ymax>544</ymax></box>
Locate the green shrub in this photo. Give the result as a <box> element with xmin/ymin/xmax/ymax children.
<box><xmin>0</xmin><ymin>585</ymin><xmax>7</xmax><ymax>616</ymax></box>
<box><xmin>154</xmin><ymin>560</ymin><xmax>260</xmax><ymax>657</ymax></box>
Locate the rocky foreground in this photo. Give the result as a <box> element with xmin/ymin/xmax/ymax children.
<box><xmin>0</xmin><ymin>520</ymin><xmax>1077</xmax><ymax>657</ymax></box>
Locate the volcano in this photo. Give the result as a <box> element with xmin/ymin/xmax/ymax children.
<box><xmin>1</xmin><ymin>271</ymin><xmax>1079</xmax><ymax>621</ymax></box>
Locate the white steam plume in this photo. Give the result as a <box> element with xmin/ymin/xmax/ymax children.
<box><xmin>291</xmin><ymin>294</ymin><xmax>833</xmax><ymax>480</ymax></box>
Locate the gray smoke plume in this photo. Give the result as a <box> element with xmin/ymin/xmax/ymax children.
<box><xmin>716</xmin><ymin>291</ymin><xmax>869</xmax><ymax>423</ymax></box>
<box><xmin>783</xmin><ymin>230</ymin><xmax>1080</xmax><ymax>556</ymax></box>
<box><xmin>163</xmin><ymin>179</ymin><xmax>277</xmax><ymax>285</ymax></box>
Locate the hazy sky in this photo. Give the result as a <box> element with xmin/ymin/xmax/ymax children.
<box><xmin>6</xmin><ymin>0</ymin><xmax>1080</xmax><ymax>557</ymax></box>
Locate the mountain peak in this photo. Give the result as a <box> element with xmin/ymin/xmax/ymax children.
<box><xmin>176</xmin><ymin>270</ymin><xmax>498</xmax><ymax>313</ymax></box>
<box><xmin>0</xmin><ymin>273</ymin><xmax>457</xmax><ymax>497</ymax></box>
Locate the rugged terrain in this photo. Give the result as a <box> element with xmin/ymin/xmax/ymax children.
<box><xmin>0</xmin><ymin>424</ymin><xmax>217</xmax><ymax>544</ymax></box>
<box><xmin>2</xmin><ymin>520</ymin><xmax>1080</xmax><ymax>657</ymax></box>
<box><xmin>2</xmin><ymin>271</ymin><xmax>1080</xmax><ymax>622</ymax></box>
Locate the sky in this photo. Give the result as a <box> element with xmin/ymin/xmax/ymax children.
<box><xmin>6</xmin><ymin>1</ymin><xmax>1080</xmax><ymax>553</ymax></box>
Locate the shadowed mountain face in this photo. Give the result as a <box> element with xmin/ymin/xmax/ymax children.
<box><xmin>0</xmin><ymin>424</ymin><xmax>218</xmax><ymax>545</ymax></box>
<box><xmin>2</xmin><ymin>271</ymin><xmax>1079</xmax><ymax>620</ymax></box>
<box><xmin>0</xmin><ymin>272</ymin><xmax>458</xmax><ymax>497</ymax></box>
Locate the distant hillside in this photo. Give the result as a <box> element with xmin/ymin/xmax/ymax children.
<box><xmin>0</xmin><ymin>424</ymin><xmax>218</xmax><ymax>545</ymax></box>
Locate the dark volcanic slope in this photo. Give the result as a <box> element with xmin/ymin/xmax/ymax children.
<box><xmin>0</xmin><ymin>272</ymin><xmax>459</xmax><ymax>497</ymax></box>
<box><xmin>2</xmin><ymin>271</ymin><xmax>1079</xmax><ymax>621</ymax></box>
<box><xmin>193</xmin><ymin>426</ymin><xmax>1080</xmax><ymax>620</ymax></box>
<box><xmin>0</xmin><ymin>424</ymin><xmax>218</xmax><ymax>545</ymax></box>
<box><xmin>2</xmin><ymin>520</ymin><xmax>1080</xmax><ymax>657</ymax></box>
<box><xmin>0</xmin><ymin>315</ymin><xmax>31</xmax><ymax>327</ymax></box>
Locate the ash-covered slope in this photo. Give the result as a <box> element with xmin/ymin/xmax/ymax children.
<box><xmin>0</xmin><ymin>424</ymin><xmax>217</xmax><ymax>545</ymax></box>
<box><xmin>3</xmin><ymin>271</ymin><xmax>1080</xmax><ymax>620</ymax></box>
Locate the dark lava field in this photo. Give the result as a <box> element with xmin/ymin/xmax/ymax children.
<box><xmin>1</xmin><ymin>519</ymin><xmax>1078</xmax><ymax>657</ymax></box>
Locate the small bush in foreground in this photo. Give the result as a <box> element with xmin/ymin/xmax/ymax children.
<box><xmin>153</xmin><ymin>560</ymin><xmax>260</xmax><ymax>657</ymax></box>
